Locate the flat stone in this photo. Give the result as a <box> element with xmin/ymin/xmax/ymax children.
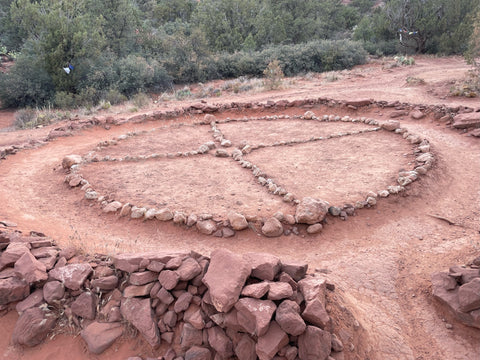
<box><xmin>123</xmin><ymin>283</ymin><xmax>155</xmax><ymax>298</ymax></box>
<box><xmin>176</xmin><ymin>257</ymin><xmax>202</xmax><ymax>281</ymax></box>
<box><xmin>90</xmin><ymin>275</ymin><xmax>119</xmax><ymax>292</ymax></box>
<box><xmin>121</xmin><ymin>297</ymin><xmax>160</xmax><ymax>347</ymax></box>
<box><xmin>16</xmin><ymin>288</ymin><xmax>44</xmax><ymax>313</ymax></box>
<box><xmin>281</xmin><ymin>262</ymin><xmax>308</xmax><ymax>282</ymax></box>
<box><xmin>185</xmin><ymin>346</ymin><xmax>212</xmax><ymax>360</ymax></box>
<box><xmin>453</xmin><ymin>112</ymin><xmax>480</xmax><ymax>129</ymax></box>
<box><xmin>129</xmin><ymin>271</ymin><xmax>157</xmax><ymax>286</ymax></box>
<box><xmin>71</xmin><ymin>292</ymin><xmax>97</xmax><ymax>320</ymax></box>
<box><xmin>49</xmin><ymin>263</ymin><xmax>93</xmax><ymax>290</ymax></box>
<box><xmin>458</xmin><ymin>278</ymin><xmax>480</xmax><ymax>312</ymax></box>
<box><xmin>202</xmin><ymin>249</ymin><xmax>251</xmax><ymax>312</ymax></box>
<box><xmin>81</xmin><ymin>321</ymin><xmax>123</xmax><ymax>354</ymax></box>
<box><xmin>241</xmin><ymin>282</ymin><xmax>270</xmax><ymax>299</ymax></box>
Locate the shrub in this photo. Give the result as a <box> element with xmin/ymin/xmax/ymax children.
<box><xmin>263</xmin><ymin>60</ymin><xmax>284</xmax><ymax>90</ymax></box>
<box><xmin>14</xmin><ymin>108</ymin><xmax>37</xmax><ymax>129</ymax></box>
<box><xmin>104</xmin><ymin>89</ymin><xmax>127</xmax><ymax>105</ymax></box>
<box><xmin>131</xmin><ymin>92</ymin><xmax>150</xmax><ymax>108</ymax></box>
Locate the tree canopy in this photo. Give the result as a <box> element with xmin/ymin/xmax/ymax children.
<box><xmin>0</xmin><ymin>0</ymin><xmax>478</xmax><ymax>108</ymax></box>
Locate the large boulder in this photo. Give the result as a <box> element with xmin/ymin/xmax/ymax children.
<box><xmin>202</xmin><ymin>249</ymin><xmax>251</xmax><ymax>312</ymax></box>
<box><xmin>121</xmin><ymin>297</ymin><xmax>160</xmax><ymax>347</ymax></box>
<box><xmin>295</xmin><ymin>198</ymin><xmax>329</xmax><ymax>225</ymax></box>
<box><xmin>80</xmin><ymin>321</ymin><xmax>123</xmax><ymax>354</ymax></box>
<box><xmin>12</xmin><ymin>307</ymin><xmax>56</xmax><ymax>346</ymax></box>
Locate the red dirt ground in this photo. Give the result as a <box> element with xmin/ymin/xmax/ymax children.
<box><xmin>0</xmin><ymin>56</ymin><xmax>479</xmax><ymax>359</ymax></box>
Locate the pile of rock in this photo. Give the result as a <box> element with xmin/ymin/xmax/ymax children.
<box><xmin>0</xmin><ymin>228</ymin><xmax>347</xmax><ymax>360</ymax></box>
<box><xmin>431</xmin><ymin>256</ymin><xmax>480</xmax><ymax>329</ymax></box>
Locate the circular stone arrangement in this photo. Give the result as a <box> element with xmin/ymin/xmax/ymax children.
<box><xmin>63</xmin><ymin>110</ymin><xmax>435</xmax><ymax>237</ymax></box>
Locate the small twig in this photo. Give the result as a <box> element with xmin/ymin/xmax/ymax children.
<box><xmin>428</xmin><ymin>214</ymin><xmax>461</xmax><ymax>226</ymax></box>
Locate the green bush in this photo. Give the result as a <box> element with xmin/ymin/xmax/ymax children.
<box><xmin>263</xmin><ymin>60</ymin><xmax>284</xmax><ymax>90</ymax></box>
<box><xmin>131</xmin><ymin>92</ymin><xmax>150</xmax><ymax>108</ymax></box>
<box><xmin>104</xmin><ymin>89</ymin><xmax>127</xmax><ymax>105</ymax></box>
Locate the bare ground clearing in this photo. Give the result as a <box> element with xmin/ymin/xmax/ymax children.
<box><xmin>0</xmin><ymin>56</ymin><xmax>479</xmax><ymax>359</ymax></box>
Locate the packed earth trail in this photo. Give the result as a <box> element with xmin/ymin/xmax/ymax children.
<box><xmin>0</xmin><ymin>56</ymin><xmax>479</xmax><ymax>360</ymax></box>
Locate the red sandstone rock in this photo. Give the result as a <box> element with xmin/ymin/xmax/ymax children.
<box><xmin>295</xmin><ymin>198</ymin><xmax>329</xmax><ymax>225</ymax></box>
<box><xmin>43</xmin><ymin>280</ymin><xmax>65</xmax><ymax>304</ymax></box>
<box><xmin>244</xmin><ymin>253</ymin><xmax>281</xmax><ymax>281</ymax></box>
<box><xmin>458</xmin><ymin>278</ymin><xmax>480</xmax><ymax>313</ymax></box>
<box><xmin>256</xmin><ymin>321</ymin><xmax>289</xmax><ymax>360</ymax></box>
<box><xmin>62</xmin><ymin>155</ymin><xmax>82</xmax><ymax>169</ymax></box>
<box><xmin>12</xmin><ymin>307</ymin><xmax>56</xmax><ymax>346</ymax></box>
<box><xmin>158</xmin><ymin>270</ymin><xmax>180</xmax><ymax>290</ymax></box>
<box><xmin>280</xmin><ymin>263</ymin><xmax>308</xmax><ymax>282</ymax></box>
<box><xmin>452</xmin><ymin>112</ymin><xmax>480</xmax><ymax>129</ymax></box>
<box><xmin>298</xmin><ymin>276</ymin><xmax>327</xmax><ymax>304</ymax></box>
<box><xmin>185</xmin><ymin>346</ymin><xmax>212</xmax><ymax>360</ymax></box>
<box><xmin>71</xmin><ymin>292</ymin><xmax>97</xmax><ymax>320</ymax></box>
<box><xmin>129</xmin><ymin>270</ymin><xmax>157</xmax><ymax>285</ymax></box>
<box><xmin>176</xmin><ymin>257</ymin><xmax>202</xmax><ymax>281</ymax></box>
<box><xmin>16</xmin><ymin>288</ymin><xmax>44</xmax><ymax>313</ymax></box>
<box><xmin>196</xmin><ymin>220</ymin><xmax>217</xmax><ymax>235</ymax></box>
<box><xmin>157</xmin><ymin>287</ymin><xmax>175</xmax><ymax>304</ymax></box>
<box><xmin>14</xmin><ymin>251</ymin><xmax>47</xmax><ymax>284</ymax></box>
<box><xmin>344</xmin><ymin>99</ymin><xmax>372</xmax><ymax>107</ymax></box>
<box><xmin>275</xmin><ymin>300</ymin><xmax>306</xmax><ymax>336</ymax></box>
<box><xmin>302</xmin><ymin>298</ymin><xmax>331</xmax><ymax>329</ymax></box>
<box><xmin>123</xmin><ymin>283</ymin><xmax>155</xmax><ymax>298</ymax></box>
<box><xmin>235</xmin><ymin>298</ymin><xmax>276</xmax><ymax>336</ymax></box>
<box><xmin>184</xmin><ymin>304</ymin><xmax>205</xmax><ymax>330</ymax></box>
<box><xmin>180</xmin><ymin>323</ymin><xmax>203</xmax><ymax>350</ymax></box>
<box><xmin>1</xmin><ymin>242</ymin><xmax>31</xmax><ymax>267</ymax></box>
<box><xmin>261</xmin><ymin>217</ymin><xmax>284</xmax><ymax>237</ymax></box>
<box><xmin>235</xmin><ymin>333</ymin><xmax>257</xmax><ymax>360</ymax></box>
<box><xmin>207</xmin><ymin>326</ymin><xmax>234</xmax><ymax>358</ymax></box>
<box><xmin>0</xmin><ymin>276</ymin><xmax>30</xmax><ymax>305</ymax></box>
<box><xmin>298</xmin><ymin>326</ymin><xmax>332</xmax><ymax>360</ymax></box>
<box><xmin>80</xmin><ymin>321</ymin><xmax>123</xmax><ymax>354</ymax></box>
<box><xmin>121</xmin><ymin>297</ymin><xmax>160</xmax><ymax>347</ymax></box>
<box><xmin>90</xmin><ymin>275</ymin><xmax>119</xmax><ymax>292</ymax></box>
<box><xmin>268</xmin><ymin>282</ymin><xmax>293</xmax><ymax>301</ymax></box>
<box><xmin>202</xmin><ymin>249</ymin><xmax>251</xmax><ymax>312</ymax></box>
<box><xmin>49</xmin><ymin>263</ymin><xmax>93</xmax><ymax>290</ymax></box>
<box><xmin>174</xmin><ymin>292</ymin><xmax>193</xmax><ymax>313</ymax></box>
<box><xmin>241</xmin><ymin>282</ymin><xmax>270</xmax><ymax>299</ymax></box>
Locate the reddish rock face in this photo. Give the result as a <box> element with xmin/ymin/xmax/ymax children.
<box><xmin>185</xmin><ymin>346</ymin><xmax>212</xmax><ymax>360</ymax></box>
<box><xmin>12</xmin><ymin>307</ymin><xmax>57</xmax><ymax>347</ymax></box>
<box><xmin>202</xmin><ymin>249</ymin><xmax>251</xmax><ymax>312</ymax></box>
<box><xmin>80</xmin><ymin>321</ymin><xmax>123</xmax><ymax>354</ymax></box>
<box><xmin>458</xmin><ymin>278</ymin><xmax>480</xmax><ymax>313</ymax></box>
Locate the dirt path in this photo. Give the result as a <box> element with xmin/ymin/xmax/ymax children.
<box><xmin>0</xmin><ymin>56</ymin><xmax>479</xmax><ymax>359</ymax></box>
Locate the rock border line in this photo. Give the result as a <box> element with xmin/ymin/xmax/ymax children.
<box><xmin>63</xmin><ymin>110</ymin><xmax>436</xmax><ymax>238</ymax></box>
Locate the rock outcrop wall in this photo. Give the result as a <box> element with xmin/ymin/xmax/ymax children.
<box><xmin>0</xmin><ymin>228</ymin><xmax>349</xmax><ymax>360</ymax></box>
<box><xmin>432</xmin><ymin>256</ymin><xmax>480</xmax><ymax>329</ymax></box>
